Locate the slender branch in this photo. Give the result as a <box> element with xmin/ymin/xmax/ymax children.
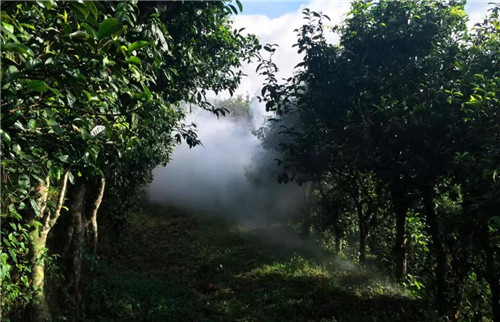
<box><xmin>45</xmin><ymin>170</ymin><xmax>69</xmax><ymax>228</ymax></box>
<box><xmin>37</xmin><ymin>176</ymin><xmax>51</xmax><ymax>222</ymax></box>
<box><xmin>89</xmin><ymin>177</ymin><xmax>106</xmax><ymax>254</ymax></box>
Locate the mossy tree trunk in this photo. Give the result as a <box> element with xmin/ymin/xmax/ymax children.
<box><xmin>390</xmin><ymin>184</ymin><xmax>409</xmax><ymax>279</ymax></box>
<box><xmin>421</xmin><ymin>184</ymin><xmax>449</xmax><ymax>317</ymax></box>
<box><xmin>334</xmin><ymin>225</ymin><xmax>343</xmax><ymax>255</ymax></box>
<box><xmin>89</xmin><ymin>177</ymin><xmax>106</xmax><ymax>254</ymax></box>
<box><xmin>28</xmin><ymin>229</ymin><xmax>50</xmax><ymax>322</ymax></box>
<box><xmin>476</xmin><ymin>211</ymin><xmax>500</xmax><ymax>321</ymax></box>
<box><xmin>301</xmin><ymin>182</ymin><xmax>313</xmax><ymax>238</ymax></box>
<box><xmin>28</xmin><ymin>172</ymin><xmax>69</xmax><ymax>322</ymax></box>
<box><xmin>65</xmin><ymin>181</ymin><xmax>87</xmax><ymax>308</ymax></box>
<box><xmin>354</xmin><ymin>199</ymin><xmax>367</xmax><ymax>266</ymax></box>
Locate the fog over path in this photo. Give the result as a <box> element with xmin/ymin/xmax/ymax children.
<box><xmin>148</xmin><ymin>105</ymin><xmax>304</xmax><ymax>226</ymax></box>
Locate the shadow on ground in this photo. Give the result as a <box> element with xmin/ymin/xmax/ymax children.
<box><xmin>84</xmin><ymin>205</ymin><xmax>427</xmax><ymax>321</ymax></box>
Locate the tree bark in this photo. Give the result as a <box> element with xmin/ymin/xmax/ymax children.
<box><xmin>359</xmin><ymin>222</ymin><xmax>367</xmax><ymax>266</ymax></box>
<box><xmin>334</xmin><ymin>225</ymin><xmax>342</xmax><ymax>254</ymax></box>
<box><xmin>477</xmin><ymin>211</ymin><xmax>500</xmax><ymax>321</ymax></box>
<box><xmin>301</xmin><ymin>182</ymin><xmax>313</xmax><ymax>238</ymax></box>
<box><xmin>66</xmin><ymin>182</ymin><xmax>87</xmax><ymax>307</ymax></box>
<box><xmin>28</xmin><ymin>229</ymin><xmax>50</xmax><ymax>322</ymax></box>
<box><xmin>421</xmin><ymin>184</ymin><xmax>449</xmax><ymax>316</ymax></box>
<box><xmin>390</xmin><ymin>184</ymin><xmax>408</xmax><ymax>279</ymax></box>
<box><xmin>355</xmin><ymin>200</ymin><xmax>367</xmax><ymax>265</ymax></box>
<box><xmin>29</xmin><ymin>172</ymin><xmax>69</xmax><ymax>322</ymax></box>
<box><xmin>302</xmin><ymin>209</ymin><xmax>311</xmax><ymax>238</ymax></box>
<box><xmin>89</xmin><ymin>177</ymin><xmax>106</xmax><ymax>254</ymax></box>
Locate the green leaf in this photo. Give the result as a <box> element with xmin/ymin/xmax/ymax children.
<box><xmin>1</xmin><ymin>253</ymin><xmax>8</xmax><ymax>265</ymax></box>
<box><xmin>26</xmin><ymin>80</ymin><xmax>49</xmax><ymax>93</ymax></box>
<box><xmin>84</xmin><ymin>1</ymin><xmax>98</xmax><ymax>20</ymax></box>
<box><xmin>236</xmin><ymin>0</ymin><xmax>243</xmax><ymax>12</ymax></box>
<box><xmin>4</xmin><ymin>65</ymin><xmax>21</xmax><ymax>83</ymax></box>
<box><xmin>97</xmin><ymin>18</ymin><xmax>123</xmax><ymax>40</ymax></box>
<box><xmin>31</xmin><ymin>220</ymin><xmax>43</xmax><ymax>229</ymax></box>
<box><xmin>0</xmin><ymin>129</ymin><xmax>11</xmax><ymax>145</ymax></box>
<box><xmin>228</xmin><ymin>4</ymin><xmax>238</xmax><ymax>15</ymax></box>
<box><xmin>46</xmin><ymin>119</ymin><xmax>57</xmax><ymax>126</ymax></box>
<box><xmin>126</xmin><ymin>56</ymin><xmax>141</xmax><ymax>65</ymax></box>
<box><xmin>68</xmin><ymin>2</ymin><xmax>89</xmax><ymax>19</ymax></box>
<box><xmin>490</xmin><ymin>216</ymin><xmax>500</xmax><ymax>229</ymax></box>
<box><xmin>69</xmin><ymin>30</ymin><xmax>91</xmax><ymax>40</ymax></box>
<box><xmin>2</xmin><ymin>43</ymin><xmax>34</xmax><ymax>56</ymax></box>
<box><xmin>103</xmin><ymin>56</ymin><xmax>116</xmax><ymax>66</ymax></box>
<box><xmin>30</xmin><ymin>199</ymin><xmax>40</xmax><ymax>216</ymax></box>
<box><xmin>142</xmin><ymin>83</ymin><xmax>152</xmax><ymax>100</ymax></box>
<box><xmin>28</xmin><ymin>119</ymin><xmax>37</xmax><ymax>130</ymax></box>
<box><xmin>45</xmin><ymin>200</ymin><xmax>56</xmax><ymax>212</ymax></box>
<box><xmin>51</xmin><ymin>167</ymin><xmax>61</xmax><ymax>181</ymax></box>
<box><xmin>81</xmin><ymin>22</ymin><xmax>97</xmax><ymax>39</ymax></box>
<box><xmin>19</xmin><ymin>23</ymin><xmax>36</xmax><ymax>30</ymax></box>
<box><xmin>79</xmin><ymin>127</ymin><xmax>90</xmax><ymax>140</ymax></box>
<box><xmin>50</xmin><ymin>87</ymin><xmax>62</xmax><ymax>97</ymax></box>
<box><xmin>2</xmin><ymin>21</ymin><xmax>14</xmax><ymax>34</ymax></box>
<box><xmin>128</xmin><ymin>40</ymin><xmax>149</xmax><ymax>53</ymax></box>
<box><xmin>8</xmin><ymin>249</ymin><xmax>17</xmax><ymax>264</ymax></box>
<box><xmin>131</xmin><ymin>112</ymin><xmax>139</xmax><ymax>129</ymax></box>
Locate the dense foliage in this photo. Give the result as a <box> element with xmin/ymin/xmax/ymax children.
<box><xmin>258</xmin><ymin>0</ymin><xmax>499</xmax><ymax>319</ymax></box>
<box><xmin>2</xmin><ymin>0</ymin><xmax>498</xmax><ymax>321</ymax></box>
<box><xmin>213</xmin><ymin>94</ymin><xmax>253</xmax><ymax>122</ymax></box>
<box><xmin>1</xmin><ymin>1</ymin><xmax>258</xmax><ymax>320</ymax></box>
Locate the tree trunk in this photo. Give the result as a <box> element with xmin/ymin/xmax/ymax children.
<box><xmin>334</xmin><ymin>225</ymin><xmax>342</xmax><ymax>254</ymax></box>
<box><xmin>28</xmin><ymin>229</ymin><xmax>51</xmax><ymax>322</ymax></box>
<box><xmin>477</xmin><ymin>211</ymin><xmax>500</xmax><ymax>321</ymax></box>
<box><xmin>421</xmin><ymin>184</ymin><xmax>449</xmax><ymax>316</ymax></box>
<box><xmin>29</xmin><ymin>172</ymin><xmax>69</xmax><ymax>322</ymax></box>
<box><xmin>390</xmin><ymin>184</ymin><xmax>408</xmax><ymax>279</ymax></box>
<box><xmin>447</xmin><ymin>199</ymin><xmax>475</xmax><ymax>318</ymax></box>
<box><xmin>66</xmin><ymin>182</ymin><xmax>87</xmax><ymax>307</ymax></box>
<box><xmin>359</xmin><ymin>222</ymin><xmax>367</xmax><ymax>266</ymax></box>
<box><xmin>302</xmin><ymin>204</ymin><xmax>311</xmax><ymax>238</ymax></box>
<box><xmin>89</xmin><ymin>177</ymin><xmax>106</xmax><ymax>254</ymax></box>
<box><xmin>301</xmin><ymin>182</ymin><xmax>313</xmax><ymax>238</ymax></box>
<box><xmin>355</xmin><ymin>200</ymin><xmax>367</xmax><ymax>265</ymax></box>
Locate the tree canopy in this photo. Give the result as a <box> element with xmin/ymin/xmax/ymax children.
<box><xmin>1</xmin><ymin>0</ymin><xmax>499</xmax><ymax>320</ymax></box>
<box><xmin>1</xmin><ymin>1</ymin><xmax>258</xmax><ymax>320</ymax></box>
<box><xmin>258</xmin><ymin>0</ymin><xmax>499</xmax><ymax>319</ymax></box>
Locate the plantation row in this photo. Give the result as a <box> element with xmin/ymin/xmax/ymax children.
<box><xmin>1</xmin><ymin>1</ymin><xmax>258</xmax><ymax>320</ymax></box>
<box><xmin>1</xmin><ymin>0</ymin><xmax>499</xmax><ymax>321</ymax></box>
<box><xmin>255</xmin><ymin>2</ymin><xmax>499</xmax><ymax>320</ymax></box>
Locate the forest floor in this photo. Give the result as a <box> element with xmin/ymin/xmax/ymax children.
<box><xmin>84</xmin><ymin>205</ymin><xmax>428</xmax><ymax>321</ymax></box>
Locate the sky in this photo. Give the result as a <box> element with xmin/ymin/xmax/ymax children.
<box><xmin>241</xmin><ymin>1</ymin><xmax>496</xmax><ymax>20</ymax></box>
<box><xmin>240</xmin><ymin>0</ymin><xmax>307</xmax><ymax>18</ymax></box>
<box><xmin>231</xmin><ymin>0</ymin><xmax>496</xmax><ymax>98</ymax></box>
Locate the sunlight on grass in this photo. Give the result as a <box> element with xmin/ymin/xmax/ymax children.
<box><xmin>246</xmin><ymin>255</ymin><xmax>330</xmax><ymax>278</ymax></box>
<box><xmin>87</xmin><ymin>209</ymin><xmax>428</xmax><ymax>321</ymax></box>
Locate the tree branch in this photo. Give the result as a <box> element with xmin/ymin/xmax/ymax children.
<box><xmin>46</xmin><ymin>170</ymin><xmax>69</xmax><ymax>229</ymax></box>
<box><xmin>89</xmin><ymin>177</ymin><xmax>106</xmax><ymax>254</ymax></box>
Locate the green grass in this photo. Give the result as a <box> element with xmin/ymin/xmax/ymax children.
<box><xmin>84</xmin><ymin>206</ymin><xmax>428</xmax><ymax>321</ymax></box>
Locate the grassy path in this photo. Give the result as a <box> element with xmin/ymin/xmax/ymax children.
<box><xmin>85</xmin><ymin>206</ymin><xmax>426</xmax><ymax>321</ymax></box>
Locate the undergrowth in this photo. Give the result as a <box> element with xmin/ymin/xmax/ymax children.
<box><xmin>84</xmin><ymin>206</ymin><xmax>429</xmax><ymax>321</ymax></box>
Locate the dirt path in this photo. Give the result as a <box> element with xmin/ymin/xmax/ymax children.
<box><xmin>85</xmin><ymin>207</ymin><xmax>427</xmax><ymax>321</ymax></box>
